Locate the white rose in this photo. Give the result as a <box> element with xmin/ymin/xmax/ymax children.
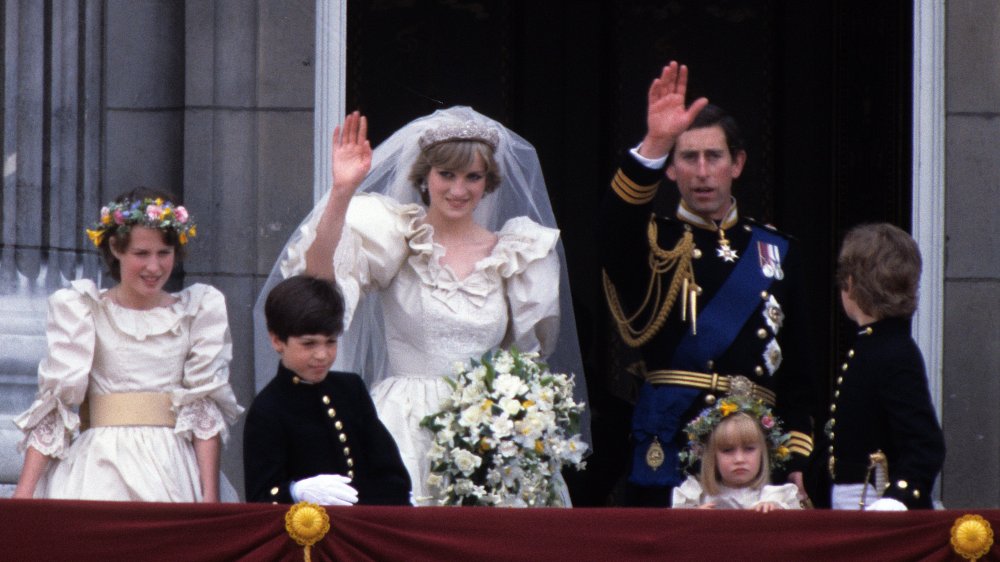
<box><xmin>491</xmin><ymin>415</ymin><xmax>514</xmax><ymax>439</ymax></box>
<box><xmin>451</xmin><ymin>448</ymin><xmax>483</xmax><ymax>476</ymax></box>
<box><xmin>426</xmin><ymin>473</ymin><xmax>443</xmax><ymax>488</ymax></box>
<box><xmin>493</xmin><ymin>352</ymin><xmax>515</xmax><ymax>374</ymax></box>
<box><xmin>460</xmin><ymin>382</ymin><xmax>485</xmax><ymax>405</ymax></box>
<box><xmin>499</xmin><ymin>397</ymin><xmax>522</xmax><ymax>416</ymax></box>
<box><xmin>498</xmin><ymin>440</ymin><xmax>519</xmax><ymax>458</ymax></box>
<box><xmin>459</xmin><ymin>402</ymin><xmax>486</xmax><ymax>427</ymax></box>
<box><xmin>495</xmin><ymin>373</ymin><xmax>527</xmax><ymax>398</ymax></box>
<box><xmin>427</xmin><ymin>441</ymin><xmax>447</xmax><ymax>460</ymax></box>
<box><xmin>468</xmin><ymin>365</ymin><xmax>488</xmax><ymax>382</ymax></box>
<box><xmin>437</xmin><ymin>427</ymin><xmax>456</xmax><ymax>445</ymax></box>
<box><xmin>516</xmin><ymin>411</ymin><xmax>547</xmax><ymax>442</ymax></box>
<box><xmin>530</xmin><ymin>386</ymin><xmax>556</xmax><ymax>410</ymax></box>
<box><xmin>454</xmin><ymin>478</ymin><xmax>475</xmax><ymax>496</ymax></box>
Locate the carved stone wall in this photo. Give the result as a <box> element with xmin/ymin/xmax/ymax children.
<box><xmin>1</xmin><ymin>0</ymin><xmax>105</xmax><ymax>493</ymax></box>
<box><xmin>0</xmin><ymin>0</ymin><xmax>316</xmax><ymax>498</ymax></box>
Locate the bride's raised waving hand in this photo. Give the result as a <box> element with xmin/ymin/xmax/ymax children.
<box><xmin>305</xmin><ymin>110</ymin><xmax>372</xmax><ymax>280</ymax></box>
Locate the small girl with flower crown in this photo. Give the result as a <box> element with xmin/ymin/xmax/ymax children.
<box><xmin>672</xmin><ymin>395</ymin><xmax>800</xmax><ymax>511</ymax></box>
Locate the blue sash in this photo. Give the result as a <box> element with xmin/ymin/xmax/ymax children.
<box><xmin>672</xmin><ymin>226</ymin><xmax>788</xmax><ymax>370</ymax></box>
<box><xmin>630</xmin><ymin>226</ymin><xmax>788</xmax><ymax>487</ymax></box>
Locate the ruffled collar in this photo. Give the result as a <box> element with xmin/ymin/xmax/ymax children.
<box><xmin>399</xmin><ymin>208</ymin><xmax>558</xmax><ymax>312</ymax></box>
<box><xmin>70</xmin><ymin>279</ymin><xmax>208</xmax><ymax>341</ymax></box>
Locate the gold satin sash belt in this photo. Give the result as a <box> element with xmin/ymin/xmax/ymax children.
<box><xmin>88</xmin><ymin>392</ymin><xmax>176</xmax><ymax>427</ymax></box>
<box><xmin>645</xmin><ymin>370</ymin><xmax>776</xmax><ymax>406</ymax></box>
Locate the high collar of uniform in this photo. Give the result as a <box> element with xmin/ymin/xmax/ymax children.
<box><xmin>856</xmin><ymin>316</ymin><xmax>911</xmax><ymax>337</ymax></box>
<box><xmin>277</xmin><ymin>362</ymin><xmax>317</xmax><ymax>386</ymax></box>
<box><xmin>676</xmin><ymin>197</ymin><xmax>739</xmax><ymax>231</ymax></box>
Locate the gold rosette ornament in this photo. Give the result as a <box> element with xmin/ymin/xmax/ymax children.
<box><xmin>951</xmin><ymin>514</ymin><xmax>994</xmax><ymax>561</ymax></box>
<box><xmin>285</xmin><ymin>501</ymin><xmax>331</xmax><ymax>562</ymax></box>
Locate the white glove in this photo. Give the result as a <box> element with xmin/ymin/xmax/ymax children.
<box><xmin>291</xmin><ymin>474</ymin><xmax>359</xmax><ymax>506</ymax></box>
<box><xmin>866</xmin><ymin>497</ymin><xmax>907</xmax><ymax>512</ymax></box>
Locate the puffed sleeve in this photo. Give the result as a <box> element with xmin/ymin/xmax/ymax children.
<box><xmin>172</xmin><ymin>284</ymin><xmax>243</xmax><ymax>442</ymax></box>
<box><xmin>13</xmin><ymin>280</ymin><xmax>98</xmax><ymax>458</ymax></box>
<box><xmin>280</xmin><ymin>193</ymin><xmax>415</xmax><ymax>328</ymax></box>
<box><xmin>757</xmin><ymin>483</ymin><xmax>802</xmax><ymax>510</ymax></box>
<box><xmin>670</xmin><ymin>475</ymin><xmax>706</xmax><ymax>508</ymax></box>
<box><xmin>495</xmin><ymin>217</ymin><xmax>561</xmax><ymax>357</ymax></box>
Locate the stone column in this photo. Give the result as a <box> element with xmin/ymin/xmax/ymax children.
<box><xmin>0</xmin><ymin>0</ymin><xmax>104</xmax><ymax>492</ymax></box>
<box><xmin>183</xmin><ymin>0</ymin><xmax>317</xmax><ymax>497</ymax></box>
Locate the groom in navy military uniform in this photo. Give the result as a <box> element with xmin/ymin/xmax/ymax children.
<box><xmin>601</xmin><ymin>61</ymin><xmax>815</xmax><ymax>506</ymax></box>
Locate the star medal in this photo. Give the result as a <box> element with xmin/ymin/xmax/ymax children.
<box><xmin>717</xmin><ymin>229</ymin><xmax>738</xmax><ymax>262</ymax></box>
<box><xmin>645</xmin><ymin>436</ymin><xmax>665</xmax><ymax>470</ymax></box>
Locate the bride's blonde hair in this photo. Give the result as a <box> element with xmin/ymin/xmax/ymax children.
<box><xmin>408</xmin><ymin>139</ymin><xmax>501</xmax><ymax>205</ymax></box>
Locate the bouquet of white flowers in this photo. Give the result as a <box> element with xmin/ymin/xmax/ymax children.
<box><xmin>420</xmin><ymin>348</ymin><xmax>587</xmax><ymax>507</ymax></box>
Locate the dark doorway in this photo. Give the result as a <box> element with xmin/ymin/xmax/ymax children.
<box><xmin>345</xmin><ymin>0</ymin><xmax>913</xmax><ymax>506</ymax></box>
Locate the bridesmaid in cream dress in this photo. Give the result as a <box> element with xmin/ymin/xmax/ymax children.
<box><xmin>268</xmin><ymin>108</ymin><xmax>586</xmax><ymax>504</ymax></box>
<box><xmin>13</xmin><ymin>189</ymin><xmax>242</xmax><ymax>502</ymax></box>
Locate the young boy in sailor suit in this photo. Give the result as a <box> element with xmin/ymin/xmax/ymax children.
<box><xmin>825</xmin><ymin>223</ymin><xmax>944</xmax><ymax>510</ymax></box>
<box><xmin>244</xmin><ymin>275</ymin><xmax>411</xmax><ymax>505</ymax></box>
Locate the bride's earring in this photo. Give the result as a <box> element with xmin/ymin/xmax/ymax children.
<box><xmin>419</xmin><ymin>180</ymin><xmax>428</xmax><ymax>194</ymax></box>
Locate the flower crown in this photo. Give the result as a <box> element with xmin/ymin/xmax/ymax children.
<box><xmin>677</xmin><ymin>394</ymin><xmax>791</xmax><ymax>471</ymax></box>
<box><xmin>85</xmin><ymin>197</ymin><xmax>196</xmax><ymax>247</ymax></box>
<box><xmin>418</xmin><ymin>120</ymin><xmax>500</xmax><ymax>151</ymax></box>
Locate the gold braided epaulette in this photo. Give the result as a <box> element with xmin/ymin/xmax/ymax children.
<box><xmin>603</xmin><ymin>215</ymin><xmax>696</xmax><ymax>347</ymax></box>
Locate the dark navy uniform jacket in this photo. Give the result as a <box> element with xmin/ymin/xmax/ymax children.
<box><xmin>601</xmin><ymin>153</ymin><xmax>815</xmax><ymax>477</ymax></box>
<box><xmin>824</xmin><ymin>317</ymin><xmax>945</xmax><ymax>509</ymax></box>
<box><xmin>244</xmin><ymin>363</ymin><xmax>411</xmax><ymax>505</ymax></box>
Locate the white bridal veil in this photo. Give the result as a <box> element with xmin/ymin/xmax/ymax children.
<box><xmin>253</xmin><ymin>106</ymin><xmax>590</xmax><ymax>443</ymax></box>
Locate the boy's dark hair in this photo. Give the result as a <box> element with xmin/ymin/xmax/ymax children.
<box><xmin>265</xmin><ymin>275</ymin><xmax>345</xmax><ymax>341</ymax></box>
<box><xmin>837</xmin><ymin>223</ymin><xmax>921</xmax><ymax>319</ymax></box>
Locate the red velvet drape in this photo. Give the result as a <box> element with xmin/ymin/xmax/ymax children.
<box><xmin>1</xmin><ymin>500</ymin><xmax>996</xmax><ymax>561</ymax></box>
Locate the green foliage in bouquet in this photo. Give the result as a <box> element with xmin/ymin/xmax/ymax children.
<box><xmin>420</xmin><ymin>348</ymin><xmax>587</xmax><ymax>506</ymax></box>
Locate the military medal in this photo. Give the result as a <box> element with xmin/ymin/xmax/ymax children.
<box><xmin>757</xmin><ymin>241</ymin><xmax>784</xmax><ymax>279</ymax></box>
<box><xmin>645</xmin><ymin>436</ymin><xmax>665</xmax><ymax>470</ymax></box>
<box><xmin>716</xmin><ymin>228</ymin><xmax>738</xmax><ymax>262</ymax></box>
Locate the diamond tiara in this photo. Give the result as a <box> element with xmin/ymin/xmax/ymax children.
<box><xmin>418</xmin><ymin>121</ymin><xmax>500</xmax><ymax>151</ymax></box>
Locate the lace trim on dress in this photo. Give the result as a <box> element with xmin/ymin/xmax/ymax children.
<box><xmin>23</xmin><ymin>410</ymin><xmax>69</xmax><ymax>458</ymax></box>
<box><xmin>175</xmin><ymin>397</ymin><xmax>228</xmax><ymax>442</ymax></box>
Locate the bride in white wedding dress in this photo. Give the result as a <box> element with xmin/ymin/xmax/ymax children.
<box><xmin>256</xmin><ymin>107</ymin><xmax>587</xmax><ymax>505</ymax></box>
